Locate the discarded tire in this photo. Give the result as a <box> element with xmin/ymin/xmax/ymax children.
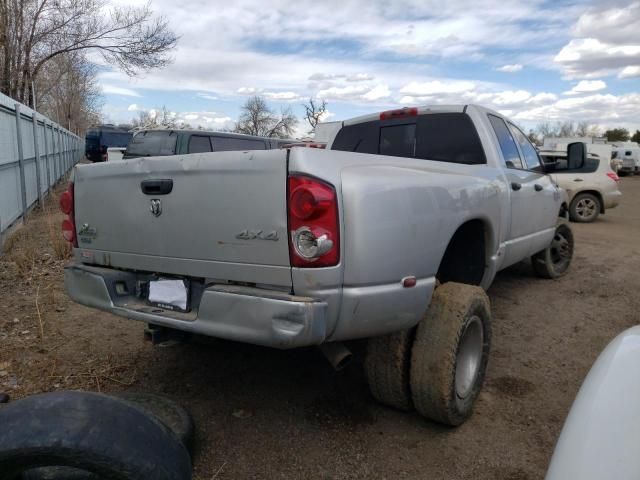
<box><xmin>114</xmin><ymin>392</ymin><xmax>194</xmax><ymax>452</ymax></box>
<box><xmin>0</xmin><ymin>391</ymin><xmax>192</xmax><ymax>480</ymax></box>
<box><xmin>365</xmin><ymin>329</ymin><xmax>415</xmax><ymax>411</ymax></box>
<box><xmin>531</xmin><ymin>222</ymin><xmax>574</xmax><ymax>279</ymax></box>
<box><xmin>410</xmin><ymin>282</ymin><xmax>492</xmax><ymax>426</ymax></box>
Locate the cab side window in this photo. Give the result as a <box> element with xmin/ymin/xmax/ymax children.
<box><xmin>188</xmin><ymin>135</ymin><xmax>212</xmax><ymax>153</ymax></box>
<box><xmin>213</xmin><ymin>137</ymin><xmax>267</xmax><ymax>151</ymax></box>
<box><xmin>509</xmin><ymin>123</ymin><xmax>542</xmax><ymax>171</ymax></box>
<box><xmin>488</xmin><ymin>115</ymin><xmax>523</xmax><ymax>169</ymax></box>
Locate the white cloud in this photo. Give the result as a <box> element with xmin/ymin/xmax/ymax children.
<box><xmin>619</xmin><ymin>65</ymin><xmax>640</xmax><ymax>79</ymax></box>
<box><xmin>318</xmin><ymin>109</ymin><xmax>335</xmax><ymax>122</ymax></box>
<box><xmin>555</xmin><ymin>3</ymin><xmax>640</xmax><ymax>78</ymax></box>
<box><xmin>346</xmin><ymin>73</ymin><xmax>374</xmax><ymax>82</ymax></box>
<box><xmin>127</xmin><ymin>104</ymin><xmax>142</xmax><ymax>112</ymax></box>
<box><xmin>564</xmin><ymin>79</ymin><xmax>607</xmax><ymax>95</ymax></box>
<box><xmin>361</xmin><ymin>85</ymin><xmax>391</xmax><ymax>101</ymax></box>
<box><xmin>555</xmin><ymin>39</ymin><xmax>640</xmax><ymax>78</ymax></box>
<box><xmin>496</xmin><ymin>64</ymin><xmax>523</xmax><ymax>73</ymax></box>
<box><xmin>197</xmin><ymin>93</ymin><xmax>219</xmax><ymax>100</ymax></box>
<box><xmin>102</xmin><ymin>85</ymin><xmax>141</xmax><ymax>97</ymax></box>
<box><xmin>236</xmin><ymin>87</ymin><xmax>262</xmax><ymax>95</ymax></box>
<box><xmin>263</xmin><ymin>91</ymin><xmax>302</xmax><ymax>101</ymax></box>
<box><xmin>513</xmin><ymin>92</ymin><xmax>640</xmax><ymax>131</ymax></box>
<box><xmin>399</xmin><ymin>80</ymin><xmax>476</xmax><ymax>96</ymax></box>
<box><xmin>490</xmin><ymin>90</ymin><xmax>532</xmax><ymax>106</ymax></box>
<box><xmin>309</xmin><ymin>73</ymin><xmax>345</xmax><ymax>81</ymax></box>
<box><xmin>527</xmin><ymin>92</ymin><xmax>558</xmax><ymax>104</ymax></box>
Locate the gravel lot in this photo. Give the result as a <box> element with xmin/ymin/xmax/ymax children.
<box><xmin>1</xmin><ymin>176</ymin><xmax>639</xmax><ymax>479</ymax></box>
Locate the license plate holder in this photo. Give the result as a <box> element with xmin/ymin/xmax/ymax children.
<box><xmin>147</xmin><ymin>278</ymin><xmax>191</xmax><ymax>313</ymax></box>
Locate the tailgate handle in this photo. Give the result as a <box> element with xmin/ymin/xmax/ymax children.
<box><xmin>141</xmin><ymin>179</ymin><xmax>173</xmax><ymax>195</ymax></box>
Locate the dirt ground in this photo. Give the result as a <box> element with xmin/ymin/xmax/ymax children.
<box><xmin>1</xmin><ymin>176</ymin><xmax>639</xmax><ymax>479</ymax></box>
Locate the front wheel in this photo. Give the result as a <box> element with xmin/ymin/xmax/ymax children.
<box><xmin>570</xmin><ymin>193</ymin><xmax>600</xmax><ymax>223</ymax></box>
<box><xmin>410</xmin><ymin>282</ymin><xmax>492</xmax><ymax>426</ymax></box>
<box><xmin>531</xmin><ymin>222</ymin><xmax>574</xmax><ymax>279</ymax></box>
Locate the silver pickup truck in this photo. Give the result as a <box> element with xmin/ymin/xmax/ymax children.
<box><xmin>63</xmin><ymin>104</ymin><xmax>576</xmax><ymax>425</ymax></box>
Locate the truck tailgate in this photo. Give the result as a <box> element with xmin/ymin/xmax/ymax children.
<box><xmin>74</xmin><ymin>150</ymin><xmax>291</xmax><ymax>275</ymax></box>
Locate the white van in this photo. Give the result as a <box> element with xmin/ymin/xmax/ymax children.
<box><xmin>613</xmin><ymin>143</ymin><xmax>640</xmax><ymax>176</ymax></box>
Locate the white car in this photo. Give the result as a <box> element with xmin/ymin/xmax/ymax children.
<box><xmin>546</xmin><ymin>325</ymin><xmax>640</xmax><ymax>479</ymax></box>
<box><xmin>540</xmin><ymin>149</ymin><xmax>622</xmax><ymax>223</ymax></box>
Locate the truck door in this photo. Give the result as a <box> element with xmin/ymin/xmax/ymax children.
<box><xmin>487</xmin><ymin>115</ymin><xmax>559</xmax><ymax>266</ymax></box>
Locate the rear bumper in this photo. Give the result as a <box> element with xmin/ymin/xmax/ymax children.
<box><xmin>603</xmin><ymin>189</ymin><xmax>622</xmax><ymax>210</ymax></box>
<box><xmin>64</xmin><ymin>264</ymin><xmax>328</xmax><ymax>349</ymax></box>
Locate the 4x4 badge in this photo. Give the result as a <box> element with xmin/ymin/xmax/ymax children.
<box><xmin>235</xmin><ymin>229</ymin><xmax>279</xmax><ymax>241</ymax></box>
<box><xmin>150</xmin><ymin>199</ymin><xmax>162</xmax><ymax>217</ymax></box>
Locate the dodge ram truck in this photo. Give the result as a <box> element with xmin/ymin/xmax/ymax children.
<box><xmin>63</xmin><ymin>104</ymin><xmax>576</xmax><ymax>425</ymax></box>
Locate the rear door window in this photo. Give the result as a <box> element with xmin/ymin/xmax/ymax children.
<box><xmin>212</xmin><ymin>136</ymin><xmax>267</xmax><ymax>151</ymax></box>
<box><xmin>415</xmin><ymin>113</ymin><xmax>486</xmax><ymax>164</ymax></box>
<box><xmin>188</xmin><ymin>135</ymin><xmax>212</xmax><ymax>153</ymax></box>
<box><xmin>126</xmin><ymin>131</ymin><xmax>177</xmax><ymax>157</ymax></box>
<box><xmin>379</xmin><ymin>124</ymin><xmax>416</xmax><ymax>157</ymax></box>
<box><xmin>488</xmin><ymin>115</ymin><xmax>524</xmax><ymax>169</ymax></box>
<box><xmin>509</xmin><ymin>123</ymin><xmax>542</xmax><ymax>171</ymax></box>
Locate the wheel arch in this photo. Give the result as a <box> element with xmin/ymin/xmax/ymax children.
<box><xmin>436</xmin><ymin>218</ymin><xmax>494</xmax><ymax>287</ymax></box>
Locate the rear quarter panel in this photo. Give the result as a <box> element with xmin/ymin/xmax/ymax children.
<box><xmin>289</xmin><ymin>148</ymin><xmax>504</xmax><ymax>339</ymax></box>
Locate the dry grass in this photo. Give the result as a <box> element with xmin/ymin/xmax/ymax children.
<box><xmin>45</xmin><ymin>206</ymin><xmax>72</xmax><ymax>260</ymax></box>
<box><xmin>3</xmin><ymin>229</ymin><xmax>38</xmax><ymax>277</ymax></box>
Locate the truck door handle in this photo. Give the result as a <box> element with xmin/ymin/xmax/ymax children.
<box><xmin>141</xmin><ymin>179</ymin><xmax>173</xmax><ymax>195</ymax></box>
<box><xmin>534</xmin><ymin>184</ymin><xmax>543</xmax><ymax>192</ymax></box>
<box><xmin>511</xmin><ymin>182</ymin><xmax>522</xmax><ymax>191</ymax></box>
<box><xmin>573</xmin><ymin>178</ymin><xmax>584</xmax><ymax>182</ymax></box>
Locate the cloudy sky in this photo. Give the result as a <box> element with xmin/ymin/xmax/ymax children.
<box><xmin>100</xmin><ymin>0</ymin><xmax>640</xmax><ymax>136</ymax></box>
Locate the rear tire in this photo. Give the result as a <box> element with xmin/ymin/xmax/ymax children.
<box><xmin>365</xmin><ymin>329</ymin><xmax>415</xmax><ymax>411</ymax></box>
<box><xmin>531</xmin><ymin>222</ymin><xmax>574</xmax><ymax>279</ymax></box>
<box><xmin>410</xmin><ymin>282</ymin><xmax>491</xmax><ymax>426</ymax></box>
<box><xmin>569</xmin><ymin>193</ymin><xmax>600</xmax><ymax>222</ymax></box>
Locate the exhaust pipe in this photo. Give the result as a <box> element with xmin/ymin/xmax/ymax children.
<box><xmin>318</xmin><ymin>342</ymin><xmax>352</xmax><ymax>371</ymax></box>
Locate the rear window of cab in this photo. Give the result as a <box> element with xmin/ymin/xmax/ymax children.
<box><xmin>331</xmin><ymin>112</ymin><xmax>487</xmax><ymax>165</ymax></box>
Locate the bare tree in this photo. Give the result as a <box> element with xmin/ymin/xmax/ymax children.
<box><xmin>0</xmin><ymin>0</ymin><xmax>178</xmax><ymax>106</ymax></box>
<box><xmin>558</xmin><ymin>121</ymin><xmax>576</xmax><ymax>137</ymax></box>
<box><xmin>535</xmin><ymin>121</ymin><xmax>556</xmax><ymax>138</ymax></box>
<box><xmin>235</xmin><ymin>96</ymin><xmax>298</xmax><ymax>138</ymax></box>
<box><xmin>35</xmin><ymin>52</ymin><xmax>102</xmax><ymax>133</ymax></box>
<box><xmin>302</xmin><ymin>97</ymin><xmax>327</xmax><ymax>134</ymax></box>
<box><xmin>130</xmin><ymin>106</ymin><xmax>178</xmax><ymax>130</ymax></box>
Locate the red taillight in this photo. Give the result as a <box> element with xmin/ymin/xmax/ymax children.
<box><xmin>288</xmin><ymin>175</ymin><xmax>340</xmax><ymax>268</ymax></box>
<box><xmin>380</xmin><ymin>107</ymin><xmax>418</xmax><ymax>121</ymax></box>
<box><xmin>61</xmin><ymin>218</ymin><xmax>75</xmax><ymax>242</ymax></box>
<box><xmin>59</xmin><ymin>190</ymin><xmax>73</xmax><ymax>214</ymax></box>
<box><xmin>607</xmin><ymin>172</ymin><xmax>620</xmax><ymax>182</ymax></box>
<box><xmin>60</xmin><ymin>182</ymin><xmax>77</xmax><ymax>247</ymax></box>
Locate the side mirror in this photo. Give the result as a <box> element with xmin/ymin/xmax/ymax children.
<box><xmin>567</xmin><ymin>142</ymin><xmax>586</xmax><ymax>170</ymax></box>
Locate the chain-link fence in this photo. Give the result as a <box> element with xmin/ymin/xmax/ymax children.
<box><xmin>0</xmin><ymin>92</ymin><xmax>84</xmax><ymax>238</ymax></box>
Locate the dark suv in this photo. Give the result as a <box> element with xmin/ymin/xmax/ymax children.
<box><xmin>123</xmin><ymin>129</ymin><xmax>292</xmax><ymax>160</ymax></box>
